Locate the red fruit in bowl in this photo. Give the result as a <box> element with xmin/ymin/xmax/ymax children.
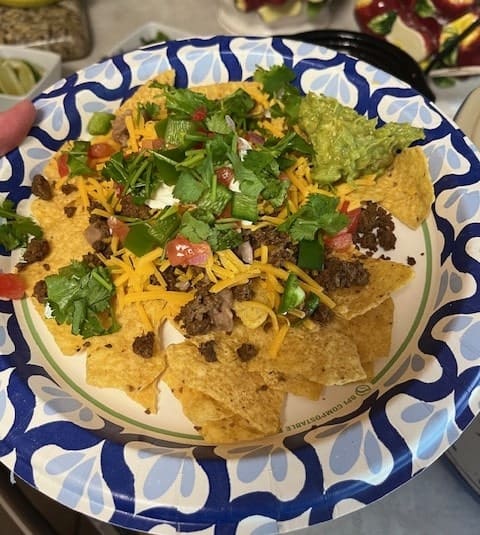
<box><xmin>354</xmin><ymin>0</ymin><xmax>442</xmax><ymax>61</ymax></box>
<box><xmin>354</xmin><ymin>0</ymin><xmax>403</xmax><ymax>36</ymax></box>
<box><xmin>444</xmin><ymin>10</ymin><xmax>480</xmax><ymax>66</ymax></box>
<box><xmin>400</xmin><ymin>6</ymin><xmax>443</xmax><ymax>57</ymax></box>
<box><xmin>431</xmin><ymin>0</ymin><xmax>476</xmax><ymax>20</ymax></box>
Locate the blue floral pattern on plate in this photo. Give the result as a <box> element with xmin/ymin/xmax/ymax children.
<box><xmin>0</xmin><ymin>36</ymin><xmax>479</xmax><ymax>533</ymax></box>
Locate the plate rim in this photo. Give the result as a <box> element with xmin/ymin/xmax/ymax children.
<box><xmin>1</xmin><ymin>35</ymin><xmax>479</xmax><ymax>532</ymax></box>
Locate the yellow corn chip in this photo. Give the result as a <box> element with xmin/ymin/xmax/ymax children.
<box><xmin>163</xmin><ymin>369</ymin><xmax>233</xmax><ymax>424</ymax></box>
<box><xmin>340</xmin><ymin>147</ymin><xmax>434</xmax><ymax>229</ymax></box>
<box><xmin>249</xmin><ymin>321</ymin><xmax>366</xmax><ymax>386</ymax></box>
<box><xmin>339</xmin><ymin>298</ymin><xmax>394</xmax><ymax>363</ymax></box>
<box><xmin>330</xmin><ymin>257</ymin><xmax>413</xmax><ymax>320</ymax></box>
<box><xmin>166</xmin><ymin>341</ymin><xmax>284</xmax><ymax>435</ymax></box>
<box><xmin>259</xmin><ymin>370</ymin><xmax>324</xmax><ymax>400</ymax></box>
<box><xmin>200</xmin><ymin>415</ymin><xmax>267</xmax><ymax>443</ymax></box>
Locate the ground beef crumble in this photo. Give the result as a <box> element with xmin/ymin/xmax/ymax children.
<box><xmin>118</xmin><ymin>195</ymin><xmax>152</xmax><ymax>220</ymax></box>
<box><xmin>353</xmin><ymin>201</ymin><xmax>396</xmax><ymax>255</ymax></box>
<box><xmin>236</xmin><ymin>343</ymin><xmax>258</xmax><ymax>362</ymax></box>
<box><xmin>310</xmin><ymin>302</ymin><xmax>334</xmax><ymax>325</ymax></box>
<box><xmin>33</xmin><ymin>279</ymin><xmax>48</xmax><ymax>304</ymax></box>
<box><xmin>64</xmin><ymin>205</ymin><xmax>77</xmax><ymax>218</ymax></box>
<box><xmin>61</xmin><ymin>183</ymin><xmax>78</xmax><ymax>195</ymax></box>
<box><xmin>244</xmin><ymin>226</ymin><xmax>298</xmax><ymax>267</ymax></box>
<box><xmin>17</xmin><ymin>238</ymin><xmax>50</xmax><ymax>270</ymax></box>
<box><xmin>31</xmin><ymin>174</ymin><xmax>52</xmax><ymax>200</ymax></box>
<box><xmin>199</xmin><ymin>340</ymin><xmax>217</xmax><ymax>362</ymax></box>
<box><xmin>312</xmin><ymin>256</ymin><xmax>370</xmax><ymax>292</ymax></box>
<box><xmin>132</xmin><ymin>331</ymin><xmax>155</xmax><ymax>358</ymax></box>
<box><xmin>175</xmin><ymin>286</ymin><xmax>234</xmax><ymax>336</ymax></box>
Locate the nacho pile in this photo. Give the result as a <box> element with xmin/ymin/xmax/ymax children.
<box><xmin>18</xmin><ymin>65</ymin><xmax>433</xmax><ymax>443</ymax></box>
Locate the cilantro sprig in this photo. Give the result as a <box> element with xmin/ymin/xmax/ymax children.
<box><xmin>45</xmin><ymin>260</ymin><xmax>118</xmax><ymax>338</ymax></box>
<box><xmin>278</xmin><ymin>194</ymin><xmax>348</xmax><ymax>242</ymax></box>
<box><xmin>102</xmin><ymin>151</ymin><xmax>177</xmax><ymax>205</ymax></box>
<box><xmin>0</xmin><ymin>199</ymin><xmax>43</xmax><ymax>251</ymax></box>
<box><xmin>253</xmin><ymin>64</ymin><xmax>302</xmax><ymax>124</ymax></box>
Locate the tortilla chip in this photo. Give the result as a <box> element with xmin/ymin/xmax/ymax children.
<box><xmin>340</xmin><ymin>298</ymin><xmax>394</xmax><ymax>363</ymax></box>
<box><xmin>127</xmin><ymin>381</ymin><xmax>159</xmax><ymax>414</ymax></box>
<box><xmin>163</xmin><ymin>369</ymin><xmax>233</xmax><ymax>424</ymax></box>
<box><xmin>21</xmin><ymin>194</ymin><xmax>91</xmax><ymax>296</ymax></box>
<box><xmin>330</xmin><ymin>257</ymin><xmax>413</xmax><ymax>320</ymax></box>
<box><xmin>342</xmin><ymin>147</ymin><xmax>434</xmax><ymax>229</ymax></box>
<box><xmin>249</xmin><ymin>321</ymin><xmax>366</xmax><ymax>386</ymax></box>
<box><xmin>362</xmin><ymin>361</ymin><xmax>375</xmax><ymax>381</ymax></box>
<box><xmin>117</xmin><ymin>69</ymin><xmax>176</xmax><ymax>115</ymax></box>
<box><xmin>200</xmin><ymin>415</ymin><xmax>267</xmax><ymax>443</ymax></box>
<box><xmin>164</xmin><ymin>368</ymin><xmax>264</xmax><ymax>443</ymax></box>
<box><xmin>165</xmin><ymin>341</ymin><xmax>284</xmax><ymax>435</ymax></box>
<box><xmin>192</xmin><ymin>81</ymin><xmax>265</xmax><ymax>104</ymax></box>
<box><xmin>259</xmin><ymin>369</ymin><xmax>324</xmax><ymax>400</ymax></box>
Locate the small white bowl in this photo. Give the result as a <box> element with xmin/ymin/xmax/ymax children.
<box><xmin>0</xmin><ymin>45</ymin><xmax>61</xmax><ymax>112</ymax></box>
<box><xmin>107</xmin><ymin>22</ymin><xmax>189</xmax><ymax>57</ymax></box>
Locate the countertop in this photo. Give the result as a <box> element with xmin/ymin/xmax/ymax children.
<box><xmin>31</xmin><ymin>0</ymin><xmax>480</xmax><ymax>533</ymax></box>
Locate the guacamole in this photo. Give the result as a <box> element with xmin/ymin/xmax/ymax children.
<box><xmin>298</xmin><ymin>92</ymin><xmax>425</xmax><ymax>185</ymax></box>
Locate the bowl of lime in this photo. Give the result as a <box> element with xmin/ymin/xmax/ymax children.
<box><xmin>0</xmin><ymin>44</ymin><xmax>61</xmax><ymax>111</ymax></box>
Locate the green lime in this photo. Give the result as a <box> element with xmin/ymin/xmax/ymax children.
<box><xmin>0</xmin><ymin>60</ymin><xmax>25</xmax><ymax>96</ymax></box>
<box><xmin>8</xmin><ymin>59</ymin><xmax>37</xmax><ymax>92</ymax></box>
<box><xmin>24</xmin><ymin>61</ymin><xmax>43</xmax><ymax>83</ymax></box>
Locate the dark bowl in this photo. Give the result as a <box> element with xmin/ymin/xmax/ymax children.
<box><xmin>283</xmin><ymin>29</ymin><xmax>435</xmax><ymax>102</ymax></box>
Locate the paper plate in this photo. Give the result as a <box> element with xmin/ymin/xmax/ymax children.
<box><xmin>1</xmin><ymin>36</ymin><xmax>479</xmax><ymax>534</ymax></box>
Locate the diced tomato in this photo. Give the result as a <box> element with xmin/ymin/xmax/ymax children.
<box><xmin>191</xmin><ymin>106</ymin><xmax>207</xmax><ymax>121</ymax></box>
<box><xmin>245</xmin><ymin>131</ymin><xmax>265</xmax><ymax>146</ymax></box>
<box><xmin>0</xmin><ymin>273</ymin><xmax>26</xmax><ymax>300</ymax></box>
<box><xmin>324</xmin><ymin>231</ymin><xmax>354</xmax><ymax>252</ymax></box>
<box><xmin>88</xmin><ymin>142</ymin><xmax>114</xmax><ymax>160</ymax></box>
<box><xmin>215</xmin><ymin>166</ymin><xmax>234</xmax><ymax>187</ymax></box>
<box><xmin>107</xmin><ymin>216</ymin><xmax>130</xmax><ymax>241</ymax></box>
<box><xmin>338</xmin><ymin>200</ymin><xmax>361</xmax><ymax>235</ymax></box>
<box><xmin>166</xmin><ymin>236</ymin><xmax>212</xmax><ymax>267</ymax></box>
<box><xmin>219</xmin><ymin>201</ymin><xmax>232</xmax><ymax>219</ymax></box>
<box><xmin>57</xmin><ymin>153</ymin><xmax>69</xmax><ymax>177</ymax></box>
<box><xmin>345</xmin><ymin>207</ymin><xmax>361</xmax><ymax>235</ymax></box>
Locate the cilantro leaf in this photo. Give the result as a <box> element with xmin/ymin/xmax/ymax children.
<box><xmin>206</xmin><ymin>112</ymin><xmax>232</xmax><ymax>135</ymax></box>
<box><xmin>278</xmin><ymin>194</ymin><xmax>348</xmax><ymax>242</ymax></box>
<box><xmin>220</xmin><ymin>89</ymin><xmax>255</xmax><ymax>128</ymax></box>
<box><xmin>0</xmin><ymin>199</ymin><xmax>43</xmax><ymax>251</ymax></box>
<box><xmin>102</xmin><ymin>151</ymin><xmax>167</xmax><ymax>205</ymax></box>
<box><xmin>164</xmin><ymin>87</ymin><xmax>214</xmax><ymax>119</ymax></box>
<box><xmin>254</xmin><ymin>65</ymin><xmax>296</xmax><ymax>97</ymax></box>
<box><xmin>261</xmin><ymin>177</ymin><xmax>290</xmax><ymax>208</ymax></box>
<box><xmin>138</xmin><ymin>101</ymin><xmax>161</xmax><ymax>121</ymax></box>
<box><xmin>45</xmin><ymin>261</ymin><xmax>118</xmax><ymax>338</ymax></box>
<box><xmin>67</xmin><ymin>141</ymin><xmax>93</xmax><ymax>177</ymax></box>
<box><xmin>173</xmin><ymin>171</ymin><xmax>206</xmax><ymax>203</ymax></box>
<box><xmin>179</xmin><ymin>211</ymin><xmax>211</xmax><ymax>242</ymax></box>
<box><xmin>253</xmin><ymin>65</ymin><xmax>302</xmax><ymax>123</ymax></box>
<box><xmin>179</xmin><ymin>211</ymin><xmax>242</xmax><ymax>252</ymax></box>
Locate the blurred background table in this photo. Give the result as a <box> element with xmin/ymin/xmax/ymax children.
<box><xmin>64</xmin><ymin>0</ymin><xmax>480</xmax><ymax>120</ymax></box>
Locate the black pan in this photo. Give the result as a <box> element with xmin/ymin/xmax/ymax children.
<box><xmin>282</xmin><ymin>29</ymin><xmax>435</xmax><ymax>102</ymax></box>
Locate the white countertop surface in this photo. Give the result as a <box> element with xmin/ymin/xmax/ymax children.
<box><xmin>62</xmin><ymin>1</ymin><xmax>480</xmax><ymax>534</ymax></box>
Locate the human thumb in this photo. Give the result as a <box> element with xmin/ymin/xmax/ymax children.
<box><xmin>0</xmin><ymin>100</ymin><xmax>36</xmax><ymax>157</ymax></box>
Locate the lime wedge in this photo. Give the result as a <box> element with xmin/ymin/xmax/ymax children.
<box><xmin>0</xmin><ymin>60</ymin><xmax>25</xmax><ymax>96</ymax></box>
<box><xmin>7</xmin><ymin>59</ymin><xmax>37</xmax><ymax>93</ymax></box>
<box><xmin>0</xmin><ymin>58</ymin><xmax>41</xmax><ymax>96</ymax></box>
<box><xmin>24</xmin><ymin>60</ymin><xmax>43</xmax><ymax>83</ymax></box>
